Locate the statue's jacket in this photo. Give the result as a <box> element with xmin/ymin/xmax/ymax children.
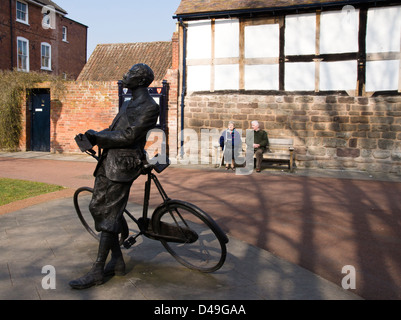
<box><xmin>94</xmin><ymin>91</ymin><xmax>160</xmax><ymax>182</ymax></box>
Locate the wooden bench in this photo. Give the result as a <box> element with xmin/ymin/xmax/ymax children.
<box><xmin>262</xmin><ymin>138</ymin><xmax>295</xmax><ymax>171</ymax></box>
<box><xmin>215</xmin><ymin>137</ymin><xmax>295</xmax><ymax>172</ymax></box>
<box><xmin>241</xmin><ymin>137</ymin><xmax>295</xmax><ymax>172</ymax></box>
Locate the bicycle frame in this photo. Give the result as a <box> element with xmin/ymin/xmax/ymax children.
<box><xmin>82</xmin><ymin>148</ymin><xmax>226</xmax><ymax>248</ymax></box>
<box><xmin>74</xmin><ymin>147</ymin><xmax>228</xmax><ymax>272</ymax></box>
<box><xmin>123</xmin><ymin>169</ymin><xmax>169</xmax><ymax>229</ymax></box>
<box><xmin>83</xmin><ymin>148</ymin><xmax>170</xmax><ymax>240</ymax></box>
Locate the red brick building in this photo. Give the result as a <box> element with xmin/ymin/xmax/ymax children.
<box><xmin>0</xmin><ymin>0</ymin><xmax>87</xmax><ymax>79</ymax></box>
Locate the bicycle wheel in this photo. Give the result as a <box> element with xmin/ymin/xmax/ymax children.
<box><xmin>151</xmin><ymin>200</ymin><xmax>228</xmax><ymax>273</ymax></box>
<box><xmin>73</xmin><ymin>187</ymin><xmax>128</xmax><ymax>245</ymax></box>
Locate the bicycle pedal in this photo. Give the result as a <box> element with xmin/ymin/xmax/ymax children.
<box><xmin>123</xmin><ymin>236</ymin><xmax>136</xmax><ymax>249</ymax></box>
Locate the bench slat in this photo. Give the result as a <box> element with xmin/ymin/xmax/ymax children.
<box><xmin>269</xmin><ymin>138</ymin><xmax>293</xmax><ymax>145</ymax></box>
<box><xmin>263</xmin><ymin>154</ymin><xmax>291</xmax><ymax>160</ymax></box>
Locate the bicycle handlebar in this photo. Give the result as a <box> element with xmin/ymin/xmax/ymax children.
<box><xmin>82</xmin><ymin>147</ymin><xmax>169</xmax><ymax>175</ymax></box>
<box><xmin>75</xmin><ymin>132</ymin><xmax>170</xmax><ymax>173</ymax></box>
<box><xmin>142</xmin><ymin>158</ymin><xmax>170</xmax><ymax>174</ymax></box>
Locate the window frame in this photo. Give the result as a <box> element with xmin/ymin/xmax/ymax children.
<box><xmin>62</xmin><ymin>26</ymin><xmax>68</xmax><ymax>42</ymax></box>
<box><xmin>16</xmin><ymin>0</ymin><xmax>29</xmax><ymax>25</ymax></box>
<box><xmin>17</xmin><ymin>36</ymin><xmax>29</xmax><ymax>72</ymax></box>
<box><xmin>41</xmin><ymin>42</ymin><xmax>52</xmax><ymax>71</ymax></box>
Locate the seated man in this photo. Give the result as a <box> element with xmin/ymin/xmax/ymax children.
<box><xmin>248</xmin><ymin>120</ymin><xmax>269</xmax><ymax>173</ymax></box>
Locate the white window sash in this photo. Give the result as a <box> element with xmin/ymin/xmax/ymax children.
<box><xmin>41</xmin><ymin>43</ymin><xmax>52</xmax><ymax>70</ymax></box>
<box><xmin>17</xmin><ymin>37</ymin><xmax>29</xmax><ymax>72</ymax></box>
<box><xmin>16</xmin><ymin>1</ymin><xmax>29</xmax><ymax>24</ymax></box>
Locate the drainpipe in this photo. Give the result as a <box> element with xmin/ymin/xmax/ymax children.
<box><xmin>9</xmin><ymin>0</ymin><xmax>14</xmax><ymax>69</ymax></box>
<box><xmin>179</xmin><ymin>18</ymin><xmax>187</xmax><ymax>159</ymax></box>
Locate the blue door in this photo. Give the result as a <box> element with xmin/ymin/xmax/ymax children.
<box><xmin>31</xmin><ymin>90</ymin><xmax>50</xmax><ymax>152</ymax></box>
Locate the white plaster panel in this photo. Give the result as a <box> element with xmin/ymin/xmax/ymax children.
<box><xmin>245</xmin><ymin>64</ymin><xmax>279</xmax><ymax>90</ymax></box>
<box><xmin>366</xmin><ymin>6</ymin><xmax>401</xmax><ymax>53</ymax></box>
<box><xmin>215</xmin><ymin>65</ymin><xmax>239</xmax><ymax>90</ymax></box>
<box><xmin>366</xmin><ymin>60</ymin><xmax>400</xmax><ymax>92</ymax></box>
<box><xmin>320</xmin><ymin>60</ymin><xmax>358</xmax><ymax>91</ymax></box>
<box><xmin>187</xmin><ymin>20</ymin><xmax>212</xmax><ymax>59</ymax></box>
<box><xmin>285</xmin><ymin>62</ymin><xmax>315</xmax><ymax>91</ymax></box>
<box><xmin>187</xmin><ymin>65</ymin><xmax>211</xmax><ymax>92</ymax></box>
<box><xmin>285</xmin><ymin>13</ymin><xmax>316</xmax><ymax>55</ymax></box>
<box><xmin>320</xmin><ymin>9</ymin><xmax>359</xmax><ymax>54</ymax></box>
<box><xmin>245</xmin><ymin>24</ymin><xmax>279</xmax><ymax>58</ymax></box>
<box><xmin>215</xmin><ymin>19</ymin><xmax>239</xmax><ymax>58</ymax></box>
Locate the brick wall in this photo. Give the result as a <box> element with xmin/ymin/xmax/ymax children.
<box><xmin>164</xmin><ymin>68</ymin><xmax>179</xmax><ymax>158</ymax></box>
<box><xmin>183</xmin><ymin>93</ymin><xmax>401</xmax><ymax>173</ymax></box>
<box><xmin>57</xmin><ymin>16</ymin><xmax>88</xmax><ymax>80</ymax></box>
<box><xmin>0</xmin><ymin>0</ymin><xmax>12</xmax><ymax>70</ymax></box>
<box><xmin>50</xmin><ymin>81</ymin><xmax>119</xmax><ymax>153</ymax></box>
<box><xmin>20</xmin><ymin>72</ymin><xmax>180</xmax><ymax>155</ymax></box>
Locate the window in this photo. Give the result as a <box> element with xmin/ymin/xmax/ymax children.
<box><xmin>62</xmin><ymin>26</ymin><xmax>68</xmax><ymax>42</ymax></box>
<box><xmin>16</xmin><ymin>1</ymin><xmax>28</xmax><ymax>24</ymax></box>
<box><xmin>41</xmin><ymin>43</ymin><xmax>51</xmax><ymax>70</ymax></box>
<box><xmin>17</xmin><ymin>37</ymin><xmax>29</xmax><ymax>72</ymax></box>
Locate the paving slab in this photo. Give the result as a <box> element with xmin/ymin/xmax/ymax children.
<box><xmin>0</xmin><ymin>197</ymin><xmax>360</xmax><ymax>300</ymax></box>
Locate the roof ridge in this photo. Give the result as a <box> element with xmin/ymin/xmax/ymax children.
<box><xmin>95</xmin><ymin>41</ymin><xmax>172</xmax><ymax>47</ymax></box>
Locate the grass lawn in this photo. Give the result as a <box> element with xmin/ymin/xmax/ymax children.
<box><xmin>0</xmin><ymin>178</ymin><xmax>64</xmax><ymax>206</ymax></box>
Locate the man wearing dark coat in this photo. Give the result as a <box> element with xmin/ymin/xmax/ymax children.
<box><xmin>69</xmin><ymin>64</ymin><xmax>160</xmax><ymax>289</ymax></box>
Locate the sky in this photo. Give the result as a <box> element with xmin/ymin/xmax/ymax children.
<box><xmin>54</xmin><ymin>0</ymin><xmax>182</xmax><ymax>59</ymax></box>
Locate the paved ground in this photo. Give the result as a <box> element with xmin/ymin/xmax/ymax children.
<box><xmin>0</xmin><ymin>198</ymin><xmax>360</xmax><ymax>301</ymax></box>
<box><xmin>1</xmin><ymin>151</ymin><xmax>401</xmax><ymax>300</ymax></box>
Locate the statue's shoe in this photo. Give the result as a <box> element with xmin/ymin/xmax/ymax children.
<box><xmin>69</xmin><ymin>262</ymin><xmax>104</xmax><ymax>290</ymax></box>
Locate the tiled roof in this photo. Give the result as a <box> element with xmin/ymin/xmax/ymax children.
<box><xmin>175</xmin><ymin>0</ymin><xmax>381</xmax><ymax>15</ymax></box>
<box><xmin>77</xmin><ymin>41</ymin><xmax>172</xmax><ymax>85</ymax></box>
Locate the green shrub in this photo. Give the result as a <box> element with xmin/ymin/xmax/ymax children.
<box><xmin>0</xmin><ymin>70</ymin><xmax>65</xmax><ymax>151</ymax></box>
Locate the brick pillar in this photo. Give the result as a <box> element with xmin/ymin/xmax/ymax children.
<box><xmin>164</xmin><ymin>31</ymin><xmax>180</xmax><ymax>161</ymax></box>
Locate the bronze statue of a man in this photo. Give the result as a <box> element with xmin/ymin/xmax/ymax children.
<box><xmin>69</xmin><ymin>64</ymin><xmax>160</xmax><ymax>289</ymax></box>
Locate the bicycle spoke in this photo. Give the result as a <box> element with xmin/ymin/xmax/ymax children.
<box><xmin>154</xmin><ymin>202</ymin><xmax>226</xmax><ymax>272</ymax></box>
